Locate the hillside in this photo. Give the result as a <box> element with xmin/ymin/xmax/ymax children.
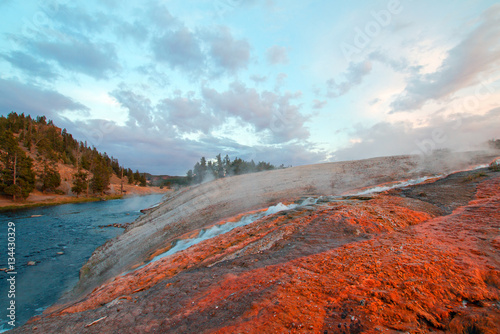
<box><xmin>0</xmin><ymin>112</ymin><xmax>168</xmax><ymax>209</ymax></box>
<box><xmin>12</xmin><ymin>151</ymin><xmax>500</xmax><ymax>333</ymax></box>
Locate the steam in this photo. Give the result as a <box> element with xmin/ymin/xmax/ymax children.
<box><xmin>117</xmin><ymin>194</ymin><xmax>164</xmax><ymax>213</ymax></box>
<box><xmin>332</xmin><ymin>111</ymin><xmax>500</xmax><ymax>165</ymax></box>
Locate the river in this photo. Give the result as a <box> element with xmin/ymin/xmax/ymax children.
<box><xmin>0</xmin><ymin>194</ymin><xmax>164</xmax><ymax>332</ymax></box>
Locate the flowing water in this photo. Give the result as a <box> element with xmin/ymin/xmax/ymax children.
<box><xmin>139</xmin><ymin>200</ymin><xmax>319</xmax><ymax>270</ymax></box>
<box><xmin>0</xmin><ymin>194</ymin><xmax>164</xmax><ymax>332</ymax></box>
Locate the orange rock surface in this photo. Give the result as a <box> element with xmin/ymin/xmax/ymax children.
<box><xmin>14</xmin><ymin>170</ymin><xmax>500</xmax><ymax>333</ymax></box>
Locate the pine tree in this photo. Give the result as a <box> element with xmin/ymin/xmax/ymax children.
<box><xmin>186</xmin><ymin>169</ymin><xmax>193</xmax><ymax>184</ymax></box>
<box><xmin>127</xmin><ymin>168</ymin><xmax>134</xmax><ymax>184</ymax></box>
<box><xmin>133</xmin><ymin>170</ymin><xmax>141</xmax><ymax>185</ymax></box>
<box><xmin>90</xmin><ymin>162</ymin><xmax>111</xmax><ymax>195</ymax></box>
<box><xmin>207</xmin><ymin>160</ymin><xmax>215</xmax><ymax>179</ymax></box>
<box><xmin>71</xmin><ymin>170</ymin><xmax>88</xmax><ymax>197</ymax></box>
<box><xmin>216</xmin><ymin>154</ymin><xmax>224</xmax><ymax>178</ymax></box>
<box><xmin>139</xmin><ymin>173</ymin><xmax>147</xmax><ymax>187</ymax></box>
<box><xmin>193</xmin><ymin>162</ymin><xmax>201</xmax><ymax>183</ymax></box>
<box><xmin>223</xmin><ymin>155</ymin><xmax>231</xmax><ymax>176</ymax></box>
<box><xmin>0</xmin><ymin>130</ymin><xmax>35</xmax><ymax>200</ymax></box>
<box><xmin>199</xmin><ymin>157</ymin><xmax>207</xmax><ymax>182</ymax></box>
<box><xmin>39</xmin><ymin>160</ymin><xmax>61</xmax><ymax>193</ymax></box>
<box><xmin>24</xmin><ymin>125</ymin><xmax>32</xmax><ymax>150</ymax></box>
<box><xmin>231</xmin><ymin>157</ymin><xmax>243</xmax><ymax>175</ymax></box>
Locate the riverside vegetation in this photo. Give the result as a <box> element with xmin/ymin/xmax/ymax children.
<box><xmin>0</xmin><ymin>112</ymin><xmax>149</xmax><ymax>204</ymax></box>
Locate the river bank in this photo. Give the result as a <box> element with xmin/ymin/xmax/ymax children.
<box><xmin>0</xmin><ymin>186</ymin><xmax>170</xmax><ymax>212</ymax></box>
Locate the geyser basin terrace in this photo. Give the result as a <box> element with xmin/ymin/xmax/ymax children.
<box><xmin>65</xmin><ymin>152</ymin><xmax>498</xmax><ymax>300</ymax></box>
<box><xmin>12</xmin><ymin>152</ymin><xmax>500</xmax><ymax>333</ymax></box>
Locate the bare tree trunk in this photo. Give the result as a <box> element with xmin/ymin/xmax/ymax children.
<box><xmin>120</xmin><ymin>168</ymin><xmax>124</xmax><ymax>195</ymax></box>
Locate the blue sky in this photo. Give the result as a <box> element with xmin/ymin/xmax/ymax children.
<box><xmin>1</xmin><ymin>0</ymin><xmax>499</xmax><ymax>175</ymax></box>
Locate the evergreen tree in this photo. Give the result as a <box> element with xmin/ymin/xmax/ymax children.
<box><xmin>39</xmin><ymin>160</ymin><xmax>61</xmax><ymax>193</ymax></box>
<box><xmin>71</xmin><ymin>170</ymin><xmax>88</xmax><ymax>197</ymax></box>
<box><xmin>127</xmin><ymin>168</ymin><xmax>134</xmax><ymax>184</ymax></box>
<box><xmin>231</xmin><ymin>157</ymin><xmax>244</xmax><ymax>175</ymax></box>
<box><xmin>24</xmin><ymin>125</ymin><xmax>32</xmax><ymax>150</ymax></box>
<box><xmin>186</xmin><ymin>169</ymin><xmax>193</xmax><ymax>184</ymax></box>
<box><xmin>133</xmin><ymin>170</ymin><xmax>141</xmax><ymax>185</ymax></box>
<box><xmin>80</xmin><ymin>153</ymin><xmax>91</xmax><ymax>170</ymax></box>
<box><xmin>249</xmin><ymin>160</ymin><xmax>256</xmax><ymax>173</ymax></box>
<box><xmin>199</xmin><ymin>157</ymin><xmax>207</xmax><ymax>182</ymax></box>
<box><xmin>90</xmin><ymin>162</ymin><xmax>111</xmax><ymax>195</ymax></box>
<box><xmin>223</xmin><ymin>155</ymin><xmax>231</xmax><ymax>176</ymax></box>
<box><xmin>216</xmin><ymin>154</ymin><xmax>224</xmax><ymax>178</ymax></box>
<box><xmin>139</xmin><ymin>173</ymin><xmax>147</xmax><ymax>187</ymax></box>
<box><xmin>207</xmin><ymin>160</ymin><xmax>216</xmax><ymax>179</ymax></box>
<box><xmin>188</xmin><ymin>154</ymin><xmax>277</xmax><ymax>185</ymax></box>
<box><xmin>193</xmin><ymin>162</ymin><xmax>202</xmax><ymax>183</ymax></box>
<box><xmin>0</xmin><ymin>131</ymin><xmax>35</xmax><ymax>200</ymax></box>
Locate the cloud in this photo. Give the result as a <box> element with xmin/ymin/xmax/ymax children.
<box><xmin>312</xmin><ymin>100</ymin><xmax>327</xmax><ymax>109</ymax></box>
<box><xmin>252</xmin><ymin>142</ymin><xmax>326</xmax><ymax>167</ymax></box>
<box><xmin>266</xmin><ymin>45</ymin><xmax>288</xmax><ymax>65</ymax></box>
<box><xmin>332</xmin><ymin>108</ymin><xmax>500</xmax><ymax>162</ymax></box>
<box><xmin>67</xmin><ymin>116</ymin><xmax>323</xmax><ymax>175</ymax></box>
<box><xmin>3</xmin><ymin>3</ymin><xmax>120</xmax><ymax>80</ymax></box>
<box><xmin>114</xmin><ymin>19</ymin><xmax>149</xmax><ymax>43</ymax></box>
<box><xmin>1</xmin><ymin>51</ymin><xmax>59</xmax><ymax>79</ymax></box>
<box><xmin>135</xmin><ymin>64</ymin><xmax>170</xmax><ymax>87</ymax></box>
<box><xmin>202</xmin><ymin>81</ymin><xmax>309</xmax><ymax>143</ymax></box>
<box><xmin>206</xmin><ymin>26</ymin><xmax>251</xmax><ymax>74</ymax></box>
<box><xmin>0</xmin><ymin>78</ymin><xmax>89</xmax><ymax>118</ymax></box>
<box><xmin>151</xmin><ymin>27</ymin><xmax>205</xmax><ymax>73</ymax></box>
<box><xmin>250</xmin><ymin>74</ymin><xmax>267</xmax><ymax>84</ymax></box>
<box><xmin>71</xmin><ymin>119</ymin><xmax>217</xmax><ymax>175</ymax></box>
<box><xmin>390</xmin><ymin>4</ymin><xmax>500</xmax><ymax>113</ymax></box>
<box><xmin>368</xmin><ymin>51</ymin><xmax>418</xmax><ymax>73</ymax></box>
<box><xmin>274</xmin><ymin>72</ymin><xmax>287</xmax><ymax>91</ymax></box>
<box><xmin>158</xmin><ymin>95</ymin><xmax>220</xmax><ymax>134</ymax></box>
<box><xmin>110</xmin><ymin>89</ymin><xmax>155</xmax><ymax>129</ymax></box>
<box><xmin>51</xmin><ymin>4</ymin><xmax>112</xmax><ymax>34</ymax></box>
<box><xmin>144</xmin><ymin>2</ymin><xmax>178</xmax><ymax>29</ymax></box>
<box><xmin>68</xmin><ymin>118</ymin><xmax>186</xmax><ymax>174</ymax></box>
<box><xmin>326</xmin><ymin>61</ymin><xmax>372</xmax><ymax>98</ymax></box>
<box><xmin>210</xmin><ymin>0</ymin><xmax>259</xmax><ymax>20</ymax></box>
<box><xmin>31</xmin><ymin>38</ymin><xmax>120</xmax><ymax>79</ymax></box>
<box><xmin>111</xmin><ymin>88</ymin><xmax>222</xmax><ymax>135</ymax></box>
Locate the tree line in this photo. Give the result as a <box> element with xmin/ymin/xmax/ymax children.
<box><xmin>0</xmin><ymin>112</ymin><xmax>147</xmax><ymax>201</ymax></box>
<box><xmin>186</xmin><ymin>154</ymin><xmax>284</xmax><ymax>184</ymax></box>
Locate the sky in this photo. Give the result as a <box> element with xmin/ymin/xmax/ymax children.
<box><xmin>0</xmin><ymin>0</ymin><xmax>499</xmax><ymax>175</ymax></box>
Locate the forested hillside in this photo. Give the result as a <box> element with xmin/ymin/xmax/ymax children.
<box><xmin>0</xmin><ymin>112</ymin><xmax>148</xmax><ymax>201</ymax></box>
